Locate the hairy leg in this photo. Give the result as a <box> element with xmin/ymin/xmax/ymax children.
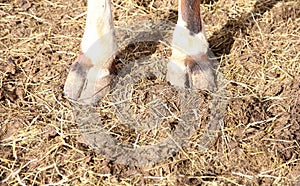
<box><xmin>64</xmin><ymin>0</ymin><xmax>117</xmax><ymax>104</ymax></box>
<box><xmin>167</xmin><ymin>0</ymin><xmax>215</xmax><ymax>91</ymax></box>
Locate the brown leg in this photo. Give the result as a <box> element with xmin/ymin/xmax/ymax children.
<box><xmin>63</xmin><ymin>0</ymin><xmax>117</xmax><ymax>104</ymax></box>
<box><xmin>167</xmin><ymin>0</ymin><xmax>215</xmax><ymax>91</ymax></box>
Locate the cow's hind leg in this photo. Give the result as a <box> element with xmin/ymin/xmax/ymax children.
<box><xmin>64</xmin><ymin>0</ymin><xmax>116</xmax><ymax>104</ymax></box>
<box><xmin>167</xmin><ymin>0</ymin><xmax>215</xmax><ymax>91</ymax></box>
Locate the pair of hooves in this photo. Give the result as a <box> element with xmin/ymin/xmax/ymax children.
<box><xmin>63</xmin><ymin>53</ymin><xmax>216</xmax><ymax>105</ymax></box>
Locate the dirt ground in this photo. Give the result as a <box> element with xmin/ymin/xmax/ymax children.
<box><xmin>1</xmin><ymin>0</ymin><xmax>299</xmax><ymax>185</ymax></box>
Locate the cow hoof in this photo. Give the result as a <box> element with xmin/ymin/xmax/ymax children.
<box><xmin>167</xmin><ymin>56</ymin><xmax>216</xmax><ymax>91</ymax></box>
<box><xmin>63</xmin><ymin>53</ymin><xmax>115</xmax><ymax>105</ymax></box>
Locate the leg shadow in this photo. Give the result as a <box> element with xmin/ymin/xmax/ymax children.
<box><xmin>208</xmin><ymin>0</ymin><xmax>283</xmax><ymax>57</ymax></box>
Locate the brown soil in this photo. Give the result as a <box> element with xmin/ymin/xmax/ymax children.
<box><xmin>1</xmin><ymin>0</ymin><xmax>299</xmax><ymax>185</ymax></box>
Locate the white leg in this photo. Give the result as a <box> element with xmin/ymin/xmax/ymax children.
<box><xmin>167</xmin><ymin>0</ymin><xmax>215</xmax><ymax>91</ymax></box>
<box><xmin>64</xmin><ymin>0</ymin><xmax>117</xmax><ymax>104</ymax></box>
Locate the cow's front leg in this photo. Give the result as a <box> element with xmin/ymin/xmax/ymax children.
<box><xmin>64</xmin><ymin>0</ymin><xmax>116</xmax><ymax>104</ymax></box>
<box><xmin>167</xmin><ymin>0</ymin><xmax>215</xmax><ymax>91</ymax></box>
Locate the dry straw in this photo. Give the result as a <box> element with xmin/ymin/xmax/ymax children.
<box><xmin>0</xmin><ymin>0</ymin><xmax>299</xmax><ymax>185</ymax></box>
